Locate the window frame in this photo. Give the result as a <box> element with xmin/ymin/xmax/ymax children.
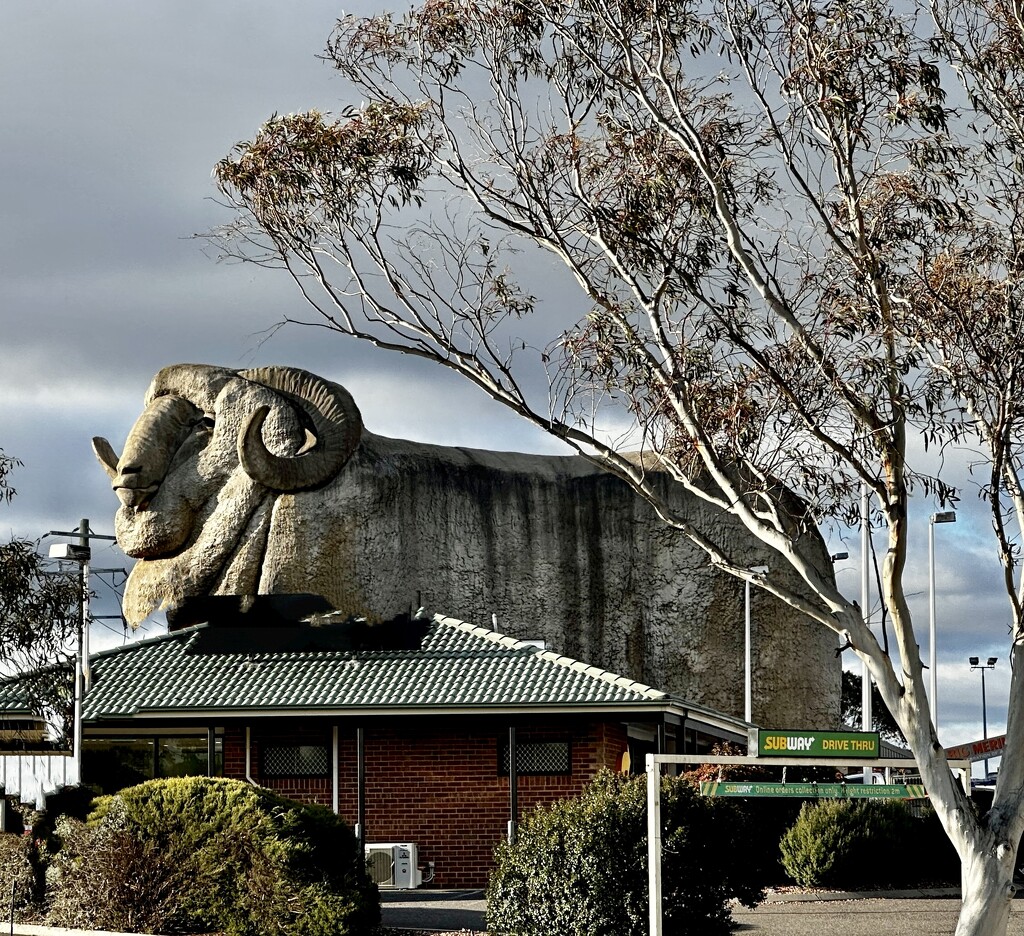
<box><xmin>498</xmin><ymin>738</ymin><xmax>572</xmax><ymax>776</ymax></box>
<box><xmin>260</xmin><ymin>741</ymin><xmax>331</xmax><ymax>779</ymax></box>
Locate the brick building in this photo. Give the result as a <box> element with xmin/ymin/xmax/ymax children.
<box><xmin>73</xmin><ymin>608</ymin><xmax>748</xmax><ymax>888</ymax></box>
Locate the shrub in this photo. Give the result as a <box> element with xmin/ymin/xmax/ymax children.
<box><xmin>45</xmin><ymin>776</ymin><xmax>379</xmax><ymax>935</ymax></box>
<box><xmin>779</xmin><ymin>798</ymin><xmax>957</xmax><ymax>889</ymax></box>
<box><xmin>486</xmin><ymin>769</ymin><xmax>765</xmax><ymax>936</ymax></box>
<box><xmin>0</xmin><ymin>832</ymin><xmax>43</xmax><ymax>919</ymax></box>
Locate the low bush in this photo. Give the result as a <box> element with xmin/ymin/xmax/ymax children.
<box><xmin>779</xmin><ymin>798</ymin><xmax>958</xmax><ymax>889</ymax></box>
<box><xmin>45</xmin><ymin>776</ymin><xmax>379</xmax><ymax>935</ymax></box>
<box><xmin>0</xmin><ymin>832</ymin><xmax>43</xmax><ymax>920</ymax></box>
<box><xmin>486</xmin><ymin>769</ymin><xmax>765</xmax><ymax>936</ymax></box>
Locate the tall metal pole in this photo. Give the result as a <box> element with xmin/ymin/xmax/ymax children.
<box><xmin>929</xmin><ymin>518</ymin><xmax>937</xmax><ymax>723</ymax></box>
<box><xmin>969</xmin><ymin>657</ymin><xmax>997</xmax><ymax>780</ymax></box>
<box><xmin>50</xmin><ymin>519</ymin><xmax>116</xmax><ymax>767</ymax></box>
<box><xmin>981</xmin><ymin>666</ymin><xmax>991</xmax><ymax>780</ymax></box>
<box><xmin>928</xmin><ymin>512</ymin><xmax>956</xmax><ymax>730</ymax></box>
<box><xmin>71</xmin><ymin>520</ymin><xmax>88</xmax><ymax>773</ymax></box>
<box><xmin>79</xmin><ymin>520</ymin><xmax>91</xmax><ymax>692</ymax></box>
<box><xmin>744</xmin><ymin>567</ymin><xmax>768</xmax><ymax>725</ymax></box>
<box><xmin>744</xmin><ymin>579</ymin><xmax>752</xmax><ymax>724</ymax></box>
<box><xmin>861</xmin><ymin>487</ymin><xmax>872</xmax><ymax>735</ymax></box>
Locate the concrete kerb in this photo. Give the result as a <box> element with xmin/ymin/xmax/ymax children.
<box><xmin>761</xmin><ymin>887</ymin><xmax>962</xmax><ymax>903</ymax></box>
<box><xmin>7</xmin><ymin>927</ymin><xmax>143</xmax><ymax>936</ymax></box>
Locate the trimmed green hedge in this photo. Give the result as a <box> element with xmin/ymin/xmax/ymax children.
<box><xmin>780</xmin><ymin>798</ymin><xmax>959</xmax><ymax>888</ymax></box>
<box><xmin>487</xmin><ymin>769</ymin><xmax>765</xmax><ymax>936</ymax></box>
<box><xmin>45</xmin><ymin>776</ymin><xmax>379</xmax><ymax>935</ymax></box>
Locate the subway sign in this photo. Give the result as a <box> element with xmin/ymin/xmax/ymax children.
<box><xmin>701</xmin><ymin>781</ymin><xmax>926</xmax><ymax>800</ymax></box>
<box><xmin>756</xmin><ymin>729</ymin><xmax>880</xmax><ymax>759</ymax></box>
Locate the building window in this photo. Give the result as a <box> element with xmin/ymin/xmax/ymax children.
<box><xmin>159</xmin><ymin>736</ymin><xmax>220</xmax><ymax>779</ymax></box>
<box><xmin>82</xmin><ymin>734</ymin><xmax>223</xmax><ymax>795</ymax></box>
<box><xmin>262</xmin><ymin>744</ymin><xmax>330</xmax><ymax>778</ymax></box>
<box><xmin>499</xmin><ymin>740</ymin><xmax>571</xmax><ymax>775</ymax></box>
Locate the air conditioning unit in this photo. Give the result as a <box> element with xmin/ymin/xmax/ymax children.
<box><xmin>365</xmin><ymin>842</ymin><xmax>423</xmax><ymax>888</ymax></box>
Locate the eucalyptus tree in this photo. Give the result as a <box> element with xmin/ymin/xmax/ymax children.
<box><xmin>0</xmin><ymin>450</ymin><xmax>81</xmax><ymax>741</ymax></box>
<box><xmin>211</xmin><ymin>0</ymin><xmax>1024</xmax><ymax>931</ymax></box>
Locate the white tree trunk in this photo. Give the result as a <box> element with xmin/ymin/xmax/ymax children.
<box><xmin>956</xmin><ymin>839</ymin><xmax>1018</xmax><ymax>936</ymax></box>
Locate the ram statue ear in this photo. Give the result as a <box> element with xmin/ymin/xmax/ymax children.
<box><xmin>237</xmin><ymin>367</ymin><xmax>363</xmax><ymax>491</ymax></box>
<box><xmin>93</xmin><ymin>437</ymin><xmax>119</xmax><ymax>481</ymax></box>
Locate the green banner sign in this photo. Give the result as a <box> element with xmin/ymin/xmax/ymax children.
<box><xmin>757</xmin><ymin>729</ymin><xmax>880</xmax><ymax>759</ymax></box>
<box><xmin>700</xmin><ymin>781</ymin><xmax>927</xmax><ymax>800</ymax></box>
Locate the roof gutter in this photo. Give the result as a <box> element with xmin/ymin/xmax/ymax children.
<box><xmin>86</xmin><ymin>700</ymin><xmax>750</xmax><ymax>736</ymax></box>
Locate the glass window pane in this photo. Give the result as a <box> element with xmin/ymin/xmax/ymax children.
<box><xmin>82</xmin><ymin>737</ymin><xmax>155</xmax><ymax>794</ymax></box>
<box><xmin>158</xmin><ymin>737</ymin><xmax>210</xmax><ymax>778</ymax></box>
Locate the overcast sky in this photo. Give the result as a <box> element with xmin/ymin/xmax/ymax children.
<box><xmin>0</xmin><ymin>2</ymin><xmax>1011</xmax><ymax>773</ymax></box>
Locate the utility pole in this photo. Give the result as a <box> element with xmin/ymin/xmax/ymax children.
<box><xmin>47</xmin><ymin>520</ymin><xmax>117</xmax><ymax>767</ymax></box>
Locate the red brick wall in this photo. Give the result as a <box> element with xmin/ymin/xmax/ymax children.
<box><xmin>223</xmin><ymin>723</ymin><xmax>333</xmax><ymax>807</ymax></box>
<box><xmin>222</xmin><ymin>718</ymin><xmax>629</xmax><ymax>888</ymax></box>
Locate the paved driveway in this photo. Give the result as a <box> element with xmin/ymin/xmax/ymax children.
<box><xmin>380</xmin><ymin>890</ymin><xmax>1024</xmax><ymax>935</ymax></box>
<box><xmin>734</xmin><ymin>898</ymin><xmax>1024</xmax><ymax>936</ymax></box>
<box><xmin>380</xmin><ymin>888</ymin><xmax>487</xmax><ymax>932</ymax></box>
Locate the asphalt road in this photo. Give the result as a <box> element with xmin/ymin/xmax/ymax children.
<box><xmin>380</xmin><ymin>889</ymin><xmax>487</xmax><ymax>932</ymax></box>
<box><xmin>380</xmin><ymin>892</ymin><xmax>1024</xmax><ymax>935</ymax></box>
<box><xmin>734</xmin><ymin>898</ymin><xmax>1024</xmax><ymax>936</ymax></box>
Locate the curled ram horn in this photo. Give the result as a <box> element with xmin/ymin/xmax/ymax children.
<box><xmin>237</xmin><ymin>366</ymin><xmax>362</xmax><ymax>491</ymax></box>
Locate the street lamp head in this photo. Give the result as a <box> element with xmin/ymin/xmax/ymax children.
<box><xmin>988</xmin><ymin>657</ymin><xmax>998</xmax><ymax>667</ymax></box>
<box><xmin>830</xmin><ymin>551</ymin><xmax>849</xmax><ymax>561</ymax></box>
<box><xmin>48</xmin><ymin>543</ymin><xmax>91</xmax><ymax>562</ymax></box>
<box><xmin>969</xmin><ymin>656</ymin><xmax>979</xmax><ymax>666</ymax></box>
<box><xmin>931</xmin><ymin>510</ymin><xmax>957</xmax><ymax>524</ymax></box>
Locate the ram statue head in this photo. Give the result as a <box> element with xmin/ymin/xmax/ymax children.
<box><xmin>92</xmin><ymin>363</ymin><xmax>362</xmax><ymax>626</ymax></box>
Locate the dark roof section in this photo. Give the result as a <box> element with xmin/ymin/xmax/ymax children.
<box><xmin>80</xmin><ymin>614</ymin><xmax>749</xmax><ymax>735</ymax></box>
<box><xmin>0</xmin><ymin>662</ymin><xmax>71</xmax><ymax>716</ymax></box>
<box><xmin>166</xmin><ymin>593</ymin><xmax>336</xmax><ymax>631</ymax></box>
<box><xmin>0</xmin><ymin>679</ymin><xmax>35</xmax><ymax>716</ymax></box>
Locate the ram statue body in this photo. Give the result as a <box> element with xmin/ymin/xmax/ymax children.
<box><xmin>93</xmin><ymin>363</ymin><xmax>839</xmax><ymax>727</ymax></box>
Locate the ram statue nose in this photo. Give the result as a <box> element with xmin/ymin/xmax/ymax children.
<box><xmin>93</xmin><ymin>393</ymin><xmax>205</xmax><ymax>514</ymax></box>
<box><xmin>113</xmin><ymin>466</ymin><xmax>160</xmax><ymax>510</ymax></box>
<box><xmin>93</xmin><ymin>437</ymin><xmax>161</xmax><ymax>511</ymax></box>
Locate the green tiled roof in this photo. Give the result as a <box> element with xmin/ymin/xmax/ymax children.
<box><xmin>0</xmin><ymin>680</ymin><xmax>34</xmax><ymax>715</ymax></box>
<box><xmin>0</xmin><ymin>664</ymin><xmax>67</xmax><ymax>716</ymax></box>
<box><xmin>82</xmin><ymin>615</ymin><xmax>683</xmax><ymax>721</ymax></box>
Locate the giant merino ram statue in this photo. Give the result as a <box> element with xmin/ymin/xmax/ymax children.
<box><xmin>93</xmin><ymin>363</ymin><xmax>839</xmax><ymax>727</ymax></box>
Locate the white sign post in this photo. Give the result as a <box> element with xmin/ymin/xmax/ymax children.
<box><xmin>645</xmin><ymin>753</ymin><xmax>970</xmax><ymax>936</ymax></box>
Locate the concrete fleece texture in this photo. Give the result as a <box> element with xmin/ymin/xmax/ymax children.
<box><xmin>109</xmin><ymin>365</ymin><xmax>840</xmax><ymax>728</ymax></box>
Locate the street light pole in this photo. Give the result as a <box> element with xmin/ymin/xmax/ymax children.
<box><xmin>47</xmin><ymin>519</ymin><xmax>116</xmax><ymax>769</ymax></box>
<box><xmin>929</xmin><ymin>511</ymin><xmax>957</xmax><ymax>728</ymax></box>
<box><xmin>744</xmin><ymin>566</ymin><xmax>769</xmax><ymax>724</ymax></box>
<box><xmin>861</xmin><ymin>486</ymin><xmax>872</xmax><ymax>736</ymax></box>
<box><xmin>969</xmin><ymin>656</ymin><xmax>998</xmax><ymax>780</ymax></box>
